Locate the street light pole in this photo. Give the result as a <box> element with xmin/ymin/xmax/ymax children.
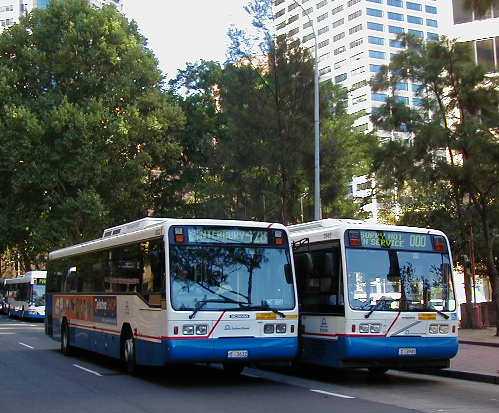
<box><xmin>288</xmin><ymin>0</ymin><xmax>321</xmax><ymax>220</ymax></box>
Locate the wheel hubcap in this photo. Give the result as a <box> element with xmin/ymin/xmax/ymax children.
<box><xmin>125</xmin><ymin>338</ymin><xmax>133</xmax><ymax>362</ymax></box>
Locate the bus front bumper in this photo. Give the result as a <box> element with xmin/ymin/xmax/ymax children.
<box><xmin>300</xmin><ymin>335</ymin><xmax>458</xmax><ymax>369</ymax></box>
<box><xmin>136</xmin><ymin>336</ymin><xmax>298</xmax><ymax>366</ymax></box>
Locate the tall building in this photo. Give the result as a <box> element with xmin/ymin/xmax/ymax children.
<box><xmin>0</xmin><ymin>0</ymin><xmax>123</xmax><ymax>31</ymax></box>
<box><xmin>446</xmin><ymin>0</ymin><xmax>499</xmax><ymax>73</ymax></box>
<box><xmin>273</xmin><ymin>0</ymin><xmax>445</xmax><ymax>220</ymax></box>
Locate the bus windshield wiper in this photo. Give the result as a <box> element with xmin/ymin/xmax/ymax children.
<box><xmin>189</xmin><ymin>298</ymin><xmax>247</xmax><ymax>319</ymax></box>
<box><xmin>364</xmin><ymin>297</ymin><xmax>399</xmax><ymax>319</ymax></box>
<box><xmin>425</xmin><ymin>306</ymin><xmax>450</xmax><ymax>320</ymax></box>
<box><xmin>242</xmin><ymin>302</ymin><xmax>286</xmax><ymax>318</ymax></box>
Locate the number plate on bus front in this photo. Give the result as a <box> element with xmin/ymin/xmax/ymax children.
<box><xmin>398</xmin><ymin>348</ymin><xmax>417</xmax><ymax>356</ymax></box>
<box><xmin>227</xmin><ymin>350</ymin><xmax>248</xmax><ymax>359</ymax></box>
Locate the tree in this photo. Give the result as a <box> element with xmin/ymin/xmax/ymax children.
<box><xmin>463</xmin><ymin>0</ymin><xmax>497</xmax><ymax>15</ymax></box>
<box><xmin>371</xmin><ymin>34</ymin><xmax>499</xmax><ymax>334</ymax></box>
<box><xmin>0</xmin><ymin>0</ymin><xmax>183</xmax><ymax>268</ymax></box>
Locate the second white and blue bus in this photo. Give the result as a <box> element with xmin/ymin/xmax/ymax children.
<box><xmin>46</xmin><ymin>218</ymin><xmax>299</xmax><ymax>374</ymax></box>
<box><xmin>4</xmin><ymin>271</ymin><xmax>47</xmax><ymax>320</ymax></box>
<box><xmin>289</xmin><ymin>219</ymin><xmax>459</xmax><ymax>375</ymax></box>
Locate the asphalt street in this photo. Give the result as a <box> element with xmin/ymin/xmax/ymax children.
<box><xmin>0</xmin><ymin>316</ymin><xmax>497</xmax><ymax>413</ymax></box>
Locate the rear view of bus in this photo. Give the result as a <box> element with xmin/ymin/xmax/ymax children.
<box><xmin>46</xmin><ymin>219</ymin><xmax>298</xmax><ymax>374</ymax></box>
<box><xmin>290</xmin><ymin>220</ymin><xmax>458</xmax><ymax>374</ymax></box>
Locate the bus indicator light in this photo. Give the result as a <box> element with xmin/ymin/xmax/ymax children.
<box><xmin>432</xmin><ymin>236</ymin><xmax>446</xmax><ymax>252</ymax></box>
<box><xmin>274</xmin><ymin>230</ymin><xmax>284</xmax><ymax>245</ymax></box>
<box><xmin>174</xmin><ymin>227</ymin><xmax>185</xmax><ymax>243</ymax></box>
<box><xmin>349</xmin><ymin>231</ymin><xmax>361</xmax><ymax>247</ymax></box>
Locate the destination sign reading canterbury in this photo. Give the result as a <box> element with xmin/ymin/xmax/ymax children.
<box><xmin>187</xmin><ymin>227</ymin><xmax>269</xmax><ymax>244</ymax></box>
<box><xmin>357</xmin><ymin>230</ymin><xmax>434</xmax><ymax>251</ymax></box>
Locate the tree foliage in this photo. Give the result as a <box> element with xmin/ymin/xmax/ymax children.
<box><xmin>0</xmin><ymin>0</ymin><xmax>183</xmax><ymax>268</ymax></box>
<box><xmin>371</xmin><ymin>34</ymin><xmax>499</xmax><ymax>333</ymax></box>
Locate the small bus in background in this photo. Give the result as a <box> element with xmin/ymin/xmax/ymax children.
<box><xmin>0</xmin><ymin>278</ymin><xmax>7</xmax><ymax>314</ymax></box>
<box><xmin>46</xmin><ymin>218</ymin><xmax>299</xmax><ymax>374</ymax></box>
<box><xmin>4</xmin><ymin>271</ymin><xmax>47</xmax><ymax>320</ymax></box>
<box><xmin>288</xmin><ymin>219</ymin><xmax>459</xmax><ymax>376</ymax></box>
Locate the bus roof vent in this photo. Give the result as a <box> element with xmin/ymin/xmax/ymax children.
<box><xmin>102</xmin><ymin>218</ymin><xmax>168</xmax><ymax>238</ymax></box>
<box><xmin>288</xmin><ymin>219</ymin><xmax>366</xmax><ymax>233</ymax></box>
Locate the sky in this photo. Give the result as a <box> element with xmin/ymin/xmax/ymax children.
<box><xmin>123</xmin><ymin>0</ymin><xmax>253</xmax><ymax>79</ymax></box>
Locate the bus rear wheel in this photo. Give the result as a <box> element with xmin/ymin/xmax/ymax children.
<box><xmin>61</xmin><ymin>321</ymin><xmax>72</xmax><ymax>356</ymax></box>
<box><xmin>121</xmin><ymin>329</ymin><xmax>137</xmax><ymax>375</ymax></box>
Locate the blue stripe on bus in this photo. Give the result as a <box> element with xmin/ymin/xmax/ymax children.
<box><xmin>68</xmin><ymin>325</ymin><xmax>298</xmax><ymax>366</ymax></box>
<box><xmin>300</xmin><ymin>336</ymin><xmax>458</xmax><ymax>368</ymax></box>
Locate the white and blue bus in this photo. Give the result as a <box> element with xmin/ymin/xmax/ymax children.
<box><xmin>4</xmin><ymin>271</ymin><xmax>47</xmax><ymax>320</ymax></box>
<box><xmin>46</xmin><ymin>218</ymin><xmax>299</xmax><ymax>374</ymax></box>
<box><xmin>289</xmin><ymin>220</ymin><xmax>459</xmax><ymax>375</ymax></box>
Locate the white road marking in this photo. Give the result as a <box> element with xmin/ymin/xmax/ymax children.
<box><xmin>0</xmin><ymin>323</ymin><xmax>39</xmax><ymax>327</ymax></box>
<box><xmin>310</xmin><ymin>389</ymin><xmax>356</xmax><ymax>399</ymax></box>
<box><xmin>242</xmin><ymin>372</ymin><xmax>261</xmax><ymax>379</ymax></box>
<box><xmin>0</xmin><ymin>332</ymin><xmax>15</xmax><ymax>335</ymax></box>
<box><xmin>73</xmin><ymin>364</ymin><xmax>103</xmax><ymax>377</ymax></box>
<box><xmin>18</xmin><ymin>342</ymin><xmax>34</xmax><ymax>349</ymax></box>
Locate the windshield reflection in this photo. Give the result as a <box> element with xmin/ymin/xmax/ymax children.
<box><xmin>346</xmin><ymin>249</ymin><xmax>455</xmax><ymax>312</ymax></box>
<box><xmin>32</xmin><ymin>285</ymin><xmax>46</xmax><ymax>306</ymax></box>
<box><xmin>170</xmin><ymin>245</ymin><xmax>295</xmax><ymax>311</ymax></box>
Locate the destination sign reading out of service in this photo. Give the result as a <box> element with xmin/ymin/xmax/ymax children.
<box><xmin>187</xmin><ymin>227</ymin><xmax>269</xmax><ymax>244</ymax></box>
<box><xmin>354</xmin><ymin>230</ymin><xmax>435</xmax><ymax>251</ymax></box>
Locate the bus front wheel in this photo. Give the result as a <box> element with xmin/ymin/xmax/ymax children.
<box><xmin>61</xmin><ymin>321</ymin><xmax>72</xmax><ymax>356</ymax></box>
<box><xmin>223</xmin><ymin>363</ymin><xmax>245</xmax><ymax>376</ymax></box>
<box><xmin>121</xmin><ymin>328</ymin><xmax>137</xmax><ymax>374</ymax></box>
<box><xmin>368</xmin><ymin>367</ymin><xmax>389</xmax><ymax>378</ymax></box>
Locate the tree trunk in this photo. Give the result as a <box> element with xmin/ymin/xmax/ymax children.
<box><xmin>479</xmin><ymin>209</ymin><xmax>499</xmax><ymax>335</ymax></box>
<box><xmin>463</xmin><ymin>258</ymin><xmax>475</xmax><ymax>329</ymax></box>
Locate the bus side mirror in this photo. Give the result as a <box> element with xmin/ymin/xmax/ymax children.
<box><xmin>284</xmin><ymin>264</ymin><xmax>293</xmax><ymax>284</ymax></box>
<box><xmin>442</xmin><ymin>263</ymin><xmax>451</xmax><ymax>283</ymax></box>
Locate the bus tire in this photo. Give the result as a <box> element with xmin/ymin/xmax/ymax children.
<box><xmin>121</xmin><ymin>327</ymin><xmax>137</xmax><ymax>375</ymax></box>
<box><xmin>368</xmin><ymin>367</ymin><xmax>389</xmax><ymax>378</ymax></box>
<box><xmin>61</xmin><ymin>320</ymin><xmax>72</xmax><ymax>356</ymax></box>
<box><xmin>223</xmin><ymin>363</ymin><xmax>244</xmax><ymax>376</ymax></box>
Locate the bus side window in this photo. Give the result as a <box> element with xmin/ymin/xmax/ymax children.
<box><xmin>141</xmin><ymin>240</ymin><xmax>165</xmax><ymax>306</ymax></box>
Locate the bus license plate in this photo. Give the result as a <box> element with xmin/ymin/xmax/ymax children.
<box><xmin>399</xmin><ymin>348</ymin><xmax>416</xmax><ymax>356</ymax></box>
<box><xmin>228</xmin><ymin>350</ymin><xmax>248</xmax><ymax>359</ymax></box>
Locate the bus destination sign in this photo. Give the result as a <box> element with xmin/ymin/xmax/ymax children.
<box><xmin>354</xmin><ymin>230</ymin><xmax>435</xmax><ymax>251</ymax></box>
<box><xmin>35</xmin><ymin>278</ymin><xmax>46</xmax><ymax>285</ymax></box>
<box><xmin>187</xmin><ymin>227</ymin><xmax>269</xmax><ymax>245</ymax></box>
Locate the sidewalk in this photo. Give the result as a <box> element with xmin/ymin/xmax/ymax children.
<box><xmin>432</xmin><ymin>328</ymin><xmax>499</xmax><ymax>384</ymax></box>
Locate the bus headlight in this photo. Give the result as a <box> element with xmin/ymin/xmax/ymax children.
<box><xmin>196</xmin><ymin>324</ymin><xmax>208</xmax><ymax>335</ymax></box>
<box><xmin>264</xmin><ymin>324</ymin><xmax>275</xmax><ymax>334</ymax></box>
<box><xmin>276</xmin><ymin>324</ymin><xmax>286</xmax><ymax>334</ymax></box>
<box><xmin>359</xmin><ymin>324</ymin><xmax>370</xmax><ymax>334</ymax></box>
<box><xmin>370</xmin><ymin>323</ymin><xmax>381</xmax><ymax>334</ymax></box>
<box><xmin>182</xmin><ymin>325</ymin><xmax>195</xmax><ymax>335</ymax></box>
<box><xmin>429</xmin><ymin>324</ymin><xmax>439</xmax><ymax>334</ymax></box>
<box><xmin>439</xmin><ymin>325</ymin><xmax>449</xmax><ymax>334</ymax></box>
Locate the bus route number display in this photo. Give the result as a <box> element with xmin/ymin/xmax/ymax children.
<box><xmin>187</xmin><ymin>227</ymin><xmax>269</xmax><ymax>244</ymax></box>
<box><xmin>35</xmin><ymin>278</ymin><xmax>46</xmax><ymax>285</ymax></box>
<box><xmin>357</xmin><ymin>230</ymin><xmax>433</xmax><ymax>251</ymax></box>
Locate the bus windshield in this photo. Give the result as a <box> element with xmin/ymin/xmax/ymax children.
<box><xmin>170</xmin><ymin>245</ymin><xmax>295</xmax><ymax>311</ymax></box>
<box><xmin>346</xmin><ymin>249</ymin><xmax>456</xmax><ymax>312</ymax></box>
<box><xmin>32</xmin><ymin>284</ymin><xmax>46</xmax><ymax>306</ymax></box>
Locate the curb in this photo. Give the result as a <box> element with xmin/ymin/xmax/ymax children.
<box><xmin>421</xmin><ymin>368</ymin><xmax>499</xmax><ymax>385</ymax></box>
<box><xmin>459</xmin><ymin>340</ymin><xmax>499</xmax><ymax>348</ymax></box>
